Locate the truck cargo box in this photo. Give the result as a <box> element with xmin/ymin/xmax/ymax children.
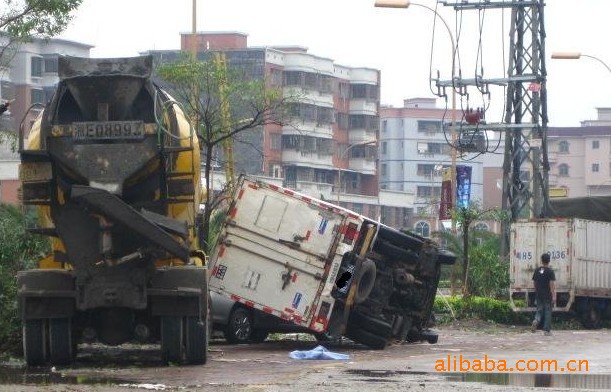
<box><xmin>510</xmin><ymin>218</ymin><xmax>611</xmax><ymax>327</ymax></box>
<box><xmin>209</xmin><ymin>175</ymin><xmax>455</xmax><ymax>348</ymax></box>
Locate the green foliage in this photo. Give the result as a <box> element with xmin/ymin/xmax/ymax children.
<box><xmin>155</xmin><ymin>53</ymin><xmax>295</xmax><ymax>248</ymax></box>
<box><xmin>468</xmin><ymin>236</ymin><xmax>509</xmax><ymax>298</ymax></box>
<box><xmin>0</xmin><ymin>204</ymin><xmax>49</xmax><ymax>355</ymax></box>
<box><xmin>433</xmin><ymin>296</ymin><xmax>530</xmax><ymax>325</ymax></box>
<box><xmin>0</xmin><ymin>0</ymin><xmax>82</xmax><ymax>40</ymax></box>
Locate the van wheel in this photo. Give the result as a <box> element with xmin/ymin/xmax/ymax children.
<box><xmin>224</xmin><ymin>307</ymin><xmax>253</xmax><ymax>344</ymax></box>
<box><xmin>354</xmin><ymin>259</ymin><xmax>376</xmax><ymax>304</ymax></box>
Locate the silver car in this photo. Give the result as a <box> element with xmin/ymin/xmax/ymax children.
<box><xmin>210</xmin><ymin>291</ymin><xmax>328</xmax><ymax>344</ymax></box>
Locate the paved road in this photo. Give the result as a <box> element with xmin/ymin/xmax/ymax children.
<box><xmin>1</xmin><ymin>323</ymin><xmax>610</xmax><ymax>391</ymax></box>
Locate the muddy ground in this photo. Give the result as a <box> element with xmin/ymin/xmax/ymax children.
<box><xmin>1</xmin><ymin>321</ymin><xmax>610</xmax><ymax>392</ymax></box>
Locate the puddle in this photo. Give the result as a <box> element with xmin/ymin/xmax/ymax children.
<box><xmin>345</xmin><ymin>369</ymin><xmax>611</xmax><ymax>389</ymax></box>
<box><xmin>0</xmin><ymin>365</ymin><xmax>131</xmax><ymax>386</ymax></box>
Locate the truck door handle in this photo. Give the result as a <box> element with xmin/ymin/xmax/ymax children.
<box><xmin>279</xmin><ymin>238</ymin><xmax>301</xmax><ymax>249</ymax></box>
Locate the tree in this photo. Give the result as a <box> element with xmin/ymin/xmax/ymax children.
<box><xmin>0</xmin><ymin>0</ymin><xmax>83</xmax><ymax>66</ymax></box>
<box><xmin>453</xmin><ymin>202</ymin><xmax>509</xmax><ymax>297</ymax></box>
<box><xmin>0</xmin><ymin>204</ymin><xmax>49</xmax><ymax>354</ymax></box>
<box><xmin>156</xmin><ymin>53</ymin><xmax>296</xmax><ymax>251</ymax></box>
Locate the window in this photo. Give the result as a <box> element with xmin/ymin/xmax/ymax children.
<box><xmin>558</xmin><ymin>141</ymin><xmax>569</xmax><ymax>153</ymax></box>
<box><xmin>593</xmin><ymin>140</ymin><xmax>600</xmax><ymax>149</ymax></box>
<box><xmin>415</xmin><ymin>221</ymin><xmax>430</xmax><ymax>237</ymax></box>
<box><xmin>381</xmin><ymin>163</ymin><xmax>387</xmax><ymax>176</ymax></box>
<box><xmin>592</xmin><ymin>163</ymin><xmax>600</xmax><ymax>173</ymax></box>
<box><xmin>417</xmin><ymin>120</ymin><xmax>441</xmax><ymax>134</ymax></box>
<box><xmin>382</xmin><ymin>120</ymin><xmax>387</xmax><ymax>133</ymax></box>
<box><xmin>270</xmin><ymin>133</ymin><xmax>281</xmax><ymax>150</ymax></box>
<box><xmin>30</xmin><ymin>89</ymin><xmax>44</xmax><ymax>104</ymax></box>
<box><xmin>44</xmin><ymin>57</ymin><xmax>58</xmax><ymax>73</ymax></box>
<box><xmin>337</xmin><ymin>113</ymin><xmax>349</xmax><ymax>130</ymax></box>
<box><xmin>382</xmin><ymin>142</ymin><xmax>387</xmax><ymax>154</ymax></box>
<box><xmin>31</xmin><ymin>57</ymin><xmax>43</xmax><ymax>78</ymax></box>
<box><xmin>558</xmin><ymin>163</ymin><xmax>569</xmax><ymax>177</ymax></box>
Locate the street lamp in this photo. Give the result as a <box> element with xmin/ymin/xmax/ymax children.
<box><xmin>551</xmin><ymin>52</ymin><xmax>611</xmax><ymax>74</ymax></box>
<box><xmin>374</xmin><ymin>0</ymin><xmax>458</xmax><ymax>231</ymax></box>
<box><xmin>337</xmin><ymin>140</ymin><xmax>377</xmax><ymax>205</ymax></box>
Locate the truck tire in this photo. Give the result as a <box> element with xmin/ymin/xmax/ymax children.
<box><xmin>348</xmin><ymin>312</ymin><xmax>392</xmax><ymax>337</ymax></box>
<box><xmin>580</xmin><ymin>301</ymin><xmax>602</xmax><ymax>330</ymax></box>
<box><xmin>374</xmin><ymin>240</ymin><xmax>419</xmax><ymax>264</ymax></box>
<box><xmin>23</xmin><ymin>319</ymin><xmax>47</xmax><ymax>366</ymax></box>
<box><xmin>345</xmin><ymin>325</ymin><xmax>388</xmax><ymax>350</ymax></box>
<box><xmin>353</xmin><ymin>259</ymin><xmax>376</xmax><ymax>304</ymax></box>
<box><xmin>49</xmin><ymin>318</ymin><xmax>73</xmax><ymax>365</ymax></box>
<box><xmin>161</xmin><ymin>316</ymin><xmax>183</xmax><ymax>364</ymax></box>
<box><xmin>185</xmin><ymin>316</ymin><xmax>207</xmax><ymax>364</ymax></box>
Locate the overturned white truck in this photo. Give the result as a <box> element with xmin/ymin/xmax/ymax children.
<box><xmin>208</xmin><ymin>175</ymin><xmax>455</xmax><ymax>349</ymax></box>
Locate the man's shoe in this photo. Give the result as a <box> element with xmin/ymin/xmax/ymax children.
<box><xmin>531</xmin><ymin>320</ymin><xmax>538</xmax><ymax>333</ymax></box>
<box><xmin>544</xmin><ymin>331</ymin><xmax>552</xmax><ymax>336</ymax></box>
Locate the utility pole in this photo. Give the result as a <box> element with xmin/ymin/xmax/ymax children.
<box><xmin>438</xmin><ymin>0</ymin><xmax>549</xmax><ymax>257</ymax></box>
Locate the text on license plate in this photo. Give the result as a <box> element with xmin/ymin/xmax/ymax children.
<box><xmin>72</xmin><ymin>121</ymin><xmax>145</xmax><ymax>140</ymax></box>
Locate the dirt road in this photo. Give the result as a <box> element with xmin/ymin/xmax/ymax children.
<box><xmin>1</xmin><ymin>322</ymin><xmax>610</xmax><ymax>391</ymax></box>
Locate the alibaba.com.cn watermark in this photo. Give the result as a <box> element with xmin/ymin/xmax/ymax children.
<box><xmin>434</xmin><ymin>355</ymin><xmax>589</xmax><ymax>373</ymax></box>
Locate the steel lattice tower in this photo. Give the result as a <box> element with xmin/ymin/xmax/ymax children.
<box><xmin>441</xmin><ymin>0</ymin><xmax>549</xmax><ymax>255</ymax></box>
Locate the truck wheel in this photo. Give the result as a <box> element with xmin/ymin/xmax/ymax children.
<box><xmin>348</xmin><ymin>312</ymin><xmax>392</xmax><ymax>337</ymax></box>
<box><xmin>23</xmin><ymin>319</ymin><xmax>47</xmax><ymax>366</ymax></box>
<box><xmin>581</xmin><ymin>302</ymin><xmax>602</xmax><ymax>330</ymax></box>
<box><xmin>49</xmin><ymin>318</ymin><xmax>73</xmax><ymax>365</ymax></box>
<box><xmin>354</xmin><ymin>259</ymin><xmax>376</xmax><ymax>304</ymax></box>
<box><xmin>185</xmin><ymin>316</ymin><xmax>207</xmax><ymax>365</ymax></box>
<box><xmin>345</xmin><ymin>326</ymin><xmax>388</xmax><ymax>350</ymax></box>
<box><xmin>161</xmin><ymin>316</ymin><xmax>183</xmax><ymax>364</ymax></box>
<box><xmin>224</xmin><ymin>307</ymin><xmax>253</xmax><ymax>344</ymax></box>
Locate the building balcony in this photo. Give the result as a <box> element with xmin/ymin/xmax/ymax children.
<box><xmin>282</xmin><ymin>86</ymin><xmax>334</xmax><ymax>107</ymax></box>
<box><xmin>348</xmin><ymin>130</ymin><xmax>376</xmax><ymax>144</ymax></box>
<box><xmin>349</xmin><ymin>158</ymin><xmax>376</xmax><ymax>174</ymax></box>
<box><xmin>349</xmin><ymin>98</ymin><xmax>377</xmax><ymax>115</ymax></box>
<box><xmin>282</xmin><ymin>149</ymin><xmax>333</xmax><ymax>169</ymax></box>
<box><xmin>282</xmin><ymin>123</ymin><xmax>333</xmax><ymax>139</ymax></box>
<box><xmin>293</xmin><ymin>180</ymin><xmax>334</xmax><ymax>199</ymax></box>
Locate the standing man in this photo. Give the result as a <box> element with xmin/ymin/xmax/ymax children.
<box><xmin>531</xmin><ymin>253</ymin><xmax>556</xmax><ymax>336</ymax></box>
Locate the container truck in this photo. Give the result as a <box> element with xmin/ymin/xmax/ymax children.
<box><xmin>208</xmin><ymin>175</ymin><xmax>455</xmax><ymax>349</ymax></box>
<box><xmin>17</xmin><ymin>55</ymin><xmax>209</xmax><ymax>366</ymax></box>
<box><xmin>509</xmin><ymin>218</ymin><xmax>611</xmax><ymax>328</ymax></box>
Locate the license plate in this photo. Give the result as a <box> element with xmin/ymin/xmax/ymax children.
<box><xmin>72</xmin><ymin>121</ymin><xmax>145</xmax><ymax>140</ymax></box>
<box><xmin>19</xmin><ymin>162</ymin><xmax>52</xmax><ymax>182</ymax></box>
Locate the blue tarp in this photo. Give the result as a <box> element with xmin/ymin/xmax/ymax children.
<box><xmin>289</xmin><ymin>345</ymin><xmax>350</xmax><ymax>360</ymax></box>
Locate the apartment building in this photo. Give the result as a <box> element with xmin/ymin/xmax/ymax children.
<box><xmin>150</xmin><ymin>32</ymin><xmax>414</xmax><ymax>226</ymax></box>
<box><xmin>379</xmin><ymin>98</ymin><xmax>485</xmax><ymax>235</ymax></box>
<box><xmin>0</xmin><ymin>37</ymin><xmax>91</xmax><ymax>203</ymax></box>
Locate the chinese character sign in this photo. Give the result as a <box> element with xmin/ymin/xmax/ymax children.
<box><xmin>456</xmin><ymin>165</ymin><xmax>472</xmax><ymax>209</ymax></box>
<box><xmin>439</xmin><ymin>168</ymin><xmax>453</xmax><ymax>220</ymax></box>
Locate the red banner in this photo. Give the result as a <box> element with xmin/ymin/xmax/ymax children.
<box><xmin>439</xmin><ymin>168</ymin><xmax>453</xmax><ymax>220</ymax></box>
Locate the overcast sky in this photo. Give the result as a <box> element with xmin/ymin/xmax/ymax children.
<box><xmin>58</xmin><ymin>0</ymin><xmax>611</xmax><ymax>127</ymax></box>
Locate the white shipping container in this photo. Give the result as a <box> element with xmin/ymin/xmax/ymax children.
<box><xmin>510</xmin><ymin>218</ymin><xmax>611</xmax><ymax>313</ymax></box>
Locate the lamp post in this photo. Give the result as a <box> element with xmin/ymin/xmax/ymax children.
<box><xmin>551</xmin><ymin>52</ymin><xmax>611</xmax><ymax>74</ymax></box>
<box><xmin>375</xmin><ymin>0</ymin><xmax>458</xmax><ymax>231</ymax></box>
<box><xmin>337</xmin><ymin>140</ymin><xmax>377</xmax><ymax>205</ymax></box>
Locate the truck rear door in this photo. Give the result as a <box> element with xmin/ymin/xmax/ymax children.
<box><xmin>208</xmin><ymin>177</ymin><xmax>360</xmax><ymax>331</ymax></box>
